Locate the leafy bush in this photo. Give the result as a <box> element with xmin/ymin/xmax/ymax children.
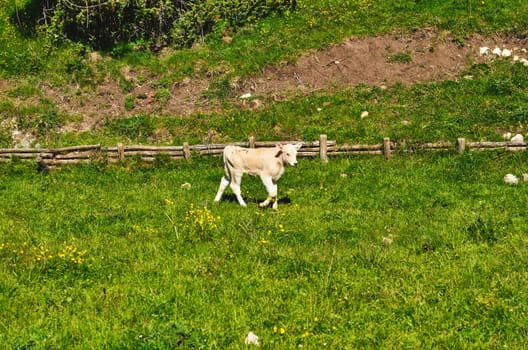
<box><xmin>35</xmin><ymin>0</ymin><xmax>296</xmax><ymax>51</ymax></box>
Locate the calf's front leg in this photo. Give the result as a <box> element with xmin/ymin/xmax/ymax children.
<box><xmin>259</xmin><ymin>176</ymin><xmax>278</xmax><ymax>209</ymax></box>
<box><xmin>214</xmin><ymin>176</ymin><xmax>230</xmax><ymax>203</ymax></box>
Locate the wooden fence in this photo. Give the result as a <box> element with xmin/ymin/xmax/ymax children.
<box><xmin>1</xmin><ymin>135</ymin><xmax>527</xmax><ymax>168</ymax></box>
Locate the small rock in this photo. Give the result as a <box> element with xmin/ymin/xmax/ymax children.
<box><xmin>479</xmin><ymin>47</ymin><xmax>489</xmax><ymax>55</ymax></box>
<box><xmin>492</xmin><ymin>47</ymin><xmax>502</xmax><ymax>56</ymax></box>
<box><xmin>511</xmin><ymin>134</ymin><xmax>524</xmax><ymax>143</ymax></box>
<box><xmin>360</xmin><ymin>111</ymin><xmax>369</xmax><ymax>119</ymax></box>
<box><xmin>504</xmin><ymin>174</ymin><xmax>519</xmax><ymax>185</ymax></box>
<box><xmin>244</xmin><ymin>332</ymin><xmax>259</xmax><ymax>346</ymax></box>
<box><xmin>382</xmin><ymin>236</ymin><xmax>393</xmax><ymax>245</ymax></box>
<box><xmin>248</xmin><ymin>99</ymin><xmax>262</xmax><ymax>109</ymax></box>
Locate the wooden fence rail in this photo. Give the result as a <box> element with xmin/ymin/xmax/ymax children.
<box><xmin>0</xmin><ymin>136</ymin><xmax>526</xmax><ymax>168</ymax></box>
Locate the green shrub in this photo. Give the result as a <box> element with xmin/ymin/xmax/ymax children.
<box><xmin>35</xmin><ymin>0</ymin><xmax>296</xmax><ymax>51</ymax></box>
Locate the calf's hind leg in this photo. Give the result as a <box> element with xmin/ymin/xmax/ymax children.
<box><xmin>230</xmin><ymin>173</ymin><xmax>247</xmax><ymax>207</ymax></box>
<box><xmin>259</xmin><ymin>176</ymin><xmax>278</xmax><ymax>209</ymax></box>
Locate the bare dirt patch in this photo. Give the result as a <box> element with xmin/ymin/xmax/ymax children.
<box><xmin>244</xmin><ymin>30</ymin><xmax>527</xmax><ymax>96</ymax></box>
<box><xmin>3</xmin><ymin>29</ymin><xmax>528</xmax><ymax>132</ymax></box>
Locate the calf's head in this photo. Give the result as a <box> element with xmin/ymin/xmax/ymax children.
<box><xmin>275</xmin><ymin>143</ymin><xmax>303</xmax><ymax>166</ymax></box>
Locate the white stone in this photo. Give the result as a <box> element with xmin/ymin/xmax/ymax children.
<box><xmin>504</xmin><ymin>174</ymin><xmax>519</xmax><ymax>185</ymax></box>
<box><xmin>511</xmin><ymin>134</ymin><xmax>524</xmax><ymax>143</ymax></box>
<box><xmin>245</xmin><ymin>332</ymin><xmax>259</xmax><ymax>346</ymax></box>
<box><xmin>492</xmin><ymin>47</ymin><xmax>502</xmax><ymax>56</ymax></box>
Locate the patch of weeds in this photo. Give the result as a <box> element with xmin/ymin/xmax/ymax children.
<box><xmin>511</xmin><ymin>106</ymin><xmax>528</xmax><ymax>124</ymax></box>
<box><xmin>0</xmin><ymin>240</ymin><xmax>90</xmax><ymax>275</ymax></box>
<box><xmin>466</xmin><ymin>216</ymin><xmax>499</xmax><ymax>245</ymax></box>
<box><xmin>164</xmin><ymin>201</ymin><xmax>221</xmax><ymax>242</ymax></box>
<box><xmin>387</xmin><ymin>52</ymin><xmax>412</xmax><ymax>64</ymax></box>
<box><xmin>124</xmin><ymin>95</ymin><xmax>135</xmax><ymax>110</ymax></box>
<box><xmin>485</xmin><ymin>78</ymin><xmax>514</xmax><ymax>96</ymax></box>
<box><xmin>106</xmin><ymin>115</ymin><xmax>155</xmax><ymax>141</ymax></box>
<box><xmin>14</xmin><ymin>99</ymin><xmax>66</xmax><ymax>137</ymax></box>
<box><xmin>202</xmin><ymin>75</ymin><xmax>234</xmax><ymax>100</ymax></box>
<box><xmin>7</xmin><ymin>83</ymin><xmax>40</xmax><ymax>99</ymax></box>
<box><xmin>136</xmin><ymin>321</ymin><xmax>191</xmax><ymax>348</ymax></box>
<box><xmin>156</xmin><ymin>88</ymin><xmax>171</xmax><ymax>103</ymax></box>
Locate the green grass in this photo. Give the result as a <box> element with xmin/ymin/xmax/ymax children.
<box><xmin>2</xmin><ymin>1</ymin><xmax>528</xmax><ymax>348</ymax></box>
<box><xmin>1</xmin><ymin>151</ymin><xmax>528</xmax><ymax>348</ymax></box>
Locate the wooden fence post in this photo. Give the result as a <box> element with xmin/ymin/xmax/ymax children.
<box><xmin>117</xmin><ymin>143</ymin><xmax>125</xmax><ymax>162</ymax></box>
<box><xmin>383</xmin><ymin>137</ymin><xmax>391</xmax><ymax>160</ymax></box>
<box><xmin>249</xmin><ymin>136</ymin><xmax>256</xmax><ymax>148</ymax></box>
<box><xmin>183</xmin><ymin>142</ymin><xmax>191</xmax><ymax>161</ymax></box>
<box><xmin>457</xmin><ymin>138</ymin><xmax>466</xmax><ymax>154</ymax></box>
<box><xmin>319</xmin><ymin>134</ymin><xmax>328</xmax><ymax>163</ymax></box>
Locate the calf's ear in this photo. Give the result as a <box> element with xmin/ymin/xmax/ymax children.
<box><xmin>274</xmin><ymin>144</ymin><xmax>283</xmax><ymax>158</ymax></box>
<box><xmin>295</xmin><ymin>142</ymin><xmax>303</xmax><ymax>150</ymax></box>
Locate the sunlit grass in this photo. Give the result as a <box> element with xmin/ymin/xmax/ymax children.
<box><xmin>1</xmin><ymin>152</ymin><xmax>528</xmax><ymax>348</ymax></box>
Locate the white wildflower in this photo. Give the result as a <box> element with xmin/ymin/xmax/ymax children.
<box><xmin>240</xmin><ymin>93</ymin><xmax>252</xmax><ymax>99</ymax></box>
<box><xmin>502</xmin><ymin>132</ymin><xmax>512</xmax><ymax>140</ymax></box>
<box><xmin>360</xmin><ymin>111</ymin><xmax>369</xmax><ymax>119</ymax></box>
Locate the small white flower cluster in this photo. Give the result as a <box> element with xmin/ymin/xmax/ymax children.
<box><xmin>480</xmin><ymin>46</ymin><xmax>528</xmax><ymax>66</ymax></box>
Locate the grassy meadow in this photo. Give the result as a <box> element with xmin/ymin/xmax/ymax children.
<box><xmin>2</xmin><ymin>0</ymin><xmax>528</xmax><ymax>348</ymax></box>
<box><xmin>1</xmin><ymin>151</ymin><xmax>528</xmax><ymax>348</ymax></box>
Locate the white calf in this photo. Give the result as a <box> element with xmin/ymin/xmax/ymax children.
<box><xmin>214</xmin><ymin>143</ymin><xmax>302</xmax><ymax>209</ymax></box>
